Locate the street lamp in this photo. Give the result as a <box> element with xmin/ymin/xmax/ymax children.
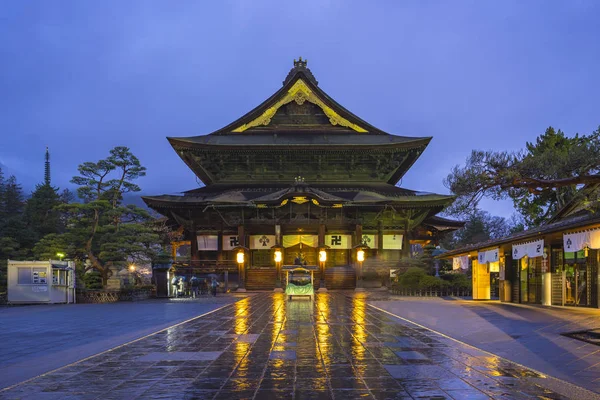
<box><xmin>56</xmin><ymin>252</ymin><xmax>65</xmax><ymax>261</ymax></box>
<box><xmin>272</xmin><ymin>245</ymin><xmax>284</xmax><ymax>292</ymax></box>
<box><xmin>354</xmin><ymin>245</ymin><xmax>369</xmax><ymax>292</ymax></box>
<box><xmin>129</xmin><ymin>264</ymin><xmax>136</xmax><ymax>272</ymax></box>
<box><xmin>318</xmin><ymin>246</ymin><xmax>329</xmax><ymax>292</ymax></box>
<box><xmin>234</xmin><ymin>247</ymin><xmax>247</xmax><ymax>292</ymax></box>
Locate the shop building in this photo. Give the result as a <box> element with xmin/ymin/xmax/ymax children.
<box><xmin>440</xmin><ymin>184</ymin><xmax>600</xmax><ymax>307</ymax></box>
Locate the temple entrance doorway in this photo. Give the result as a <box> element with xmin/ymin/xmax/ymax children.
<box><xmin>284</xmin><ymin>244</ymin><xmax>317</xmax><ymax>266</ymax></box>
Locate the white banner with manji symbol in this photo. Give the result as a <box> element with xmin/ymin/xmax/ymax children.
<box><xmin>359</xmin><ymin>234</ymin><xmax>378</xmax><ymax>248</ymax></box>
<box><xmin>477</xmin><ymin>248</ymin><xmax>499</xmax><ymax>264</ymax></box>
<box><xmin>197</xmin><ymin>235</ymin><xmax>218</xmax><ymax>251</ymax></box>
<box><xmin>250</xmin><ymin>235</ymin><xmax>276</xmax><ymax>250</ymax></box>
<box><xmin>222</xmin><ymin>235</ymin><xmax>240</xmax><ymax>250</ymax></box>
<box><xmin>382</xmin><ymin>234</ymin><xmax>403</xmax><ymax>250</ymax></box>
<box><xmin>326</xmin><ymin>234</ymin><xmax>352</xmax><ymax>249</ymax></box>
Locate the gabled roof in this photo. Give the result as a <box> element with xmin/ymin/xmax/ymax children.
<box><xmin>547</xmin><ymin>183</ymin><xmax>600</xmax><ymax>223</ymax></box>
<box><xmin>423</xmin><ymin>215</ymin><xmax>465</xmax><ymax>232</ymax></box>
<box><xmin>173</xmin><ymin>58</ymin><xmax>428</xmax><ymax>138</ymax></box>
<box><xmin>167</xmin><ymin>59</ymin><xmax>432</xmax><ymax>185</ymax></box>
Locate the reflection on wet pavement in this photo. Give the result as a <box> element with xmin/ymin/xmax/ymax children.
<box><xmin>1</xmin><ymin>293</ymin><xmax>596</xmax><ymax>400</ymax></box>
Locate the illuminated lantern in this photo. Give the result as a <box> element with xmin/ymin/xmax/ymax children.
<box><xmin>274</xmin><ymin>250</ymin><xmax>282</xmax><ymax>263</ymax></box>
<box><xmin>319</xmin><ymin>250</ymin><xmax>327</xmax><ymax>262</ymax></box>
<box><xmin>357</xmin><ymin>249</ymin><xmax>365</xmax><ymax>262</ymax></box>
<box><xmin>236</xmin><ymin>251</ymin><xmax>245</xmax><ymax>264</ymax></box>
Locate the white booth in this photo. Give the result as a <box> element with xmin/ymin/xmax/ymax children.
<box><xmin>7</xmin><ymin>260</ymin><xmax>76</xmax><ymax>304</ymax></box>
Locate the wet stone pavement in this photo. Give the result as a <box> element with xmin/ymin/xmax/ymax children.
<box><xmin>1</xmin><ymin>293</ymin><xmax>597</xmax><ymax>400</ymax></box>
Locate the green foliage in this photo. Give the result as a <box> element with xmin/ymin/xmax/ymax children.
<box><xmin>397</xmin><ymin>267</ymin><xmax>427</xmax><ymax>290</ymax></box>
<box><xmin>34</xmin><ymin>147</ymin><xmax>161</xmax><ymax>287</ymax></box>
<box><xmin>419</xmin><ymin>275</ymin><xmax>449</xmax><ymax>290</ymax></box>
<box><xmin>0</xmin><ymin>259</ymin><xmax>7</xmax><ymax>293</ymax></box>
<box><xmin>0</xmin><ymin>170</ymin><xmax>34</xmax><ymax>260</ymax></box>
<box><xmin>440</xmin><ymin>273</ymin><xmax>471</xmax><ymax>290</ymax></box>
<box><xmin>82</xmin><ymin>270</ymin><xmax>103</xmax><ymax>289</ymax></box>
<box><xmin>442</xmin><ymin>209</ymin><xmax>523</xmax><ymax>250</ymax></box>
<box><xmin>394</xmin><ymin>267</ymin><xmax>471</xmax><ymax>292</ymax></box>
<box><xmin>445</xmin><ymin>126</ymin><xmax>600</xmax><ymax>226</ymax></box>
<box><xmin>0</xmin><ymin>162</ymin><xmax>71</xmax><ymax>261</ymax></box>
<box><xmin>23</xmin><ymin>183</ymin><xmax>63</xmax><ymax>242</ymax></box>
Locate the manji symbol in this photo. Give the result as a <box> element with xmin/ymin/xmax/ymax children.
<box><xmin>259</xmin><ymin>235</ymin><xmax>270</xmax><ymax>247</ymax></box>
<box><xmin>330</xmin><ymin>235</ymin><xmax>342</xmax><ymax>246</ymax></box>
<box><xmin>229</xmin><ymin>237</ymin><xmax>240</xmax><ymax>247</ymax></box>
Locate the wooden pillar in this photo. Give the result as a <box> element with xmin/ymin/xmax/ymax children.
<box><xmin>402</xmin><ymin>224</ymin><xmax>411</xmax><ymax>259</ymax></box>
<box><xmin>238</xmin><ymin>225</ymin><xmax>245</xmax><ymax>247</ymax></box>
<box><xmin>190</xmin><ymin>230</ymin><xmax>199</xmax><ymax>262</ymax></box>
<box><xmin>377</xmin><ymin>221</ymin><xmax>383</xmax><ymax>257</ymax></box>
<box><xmin>237</xmin><ymin>225</ymin><xmax>246</xmax><ymax>291</ymax></box>
<box><xmin>217</xmin><ymin>233</ymin><xmax>223</xmax><ymax>262</ymax></box>
<box><xmin>275</xmin><ymin>225</ymin><xmax>281</xmax><ymax>246</ymax></box>
<box><xmin>318</xmin><ymin>224</ymin><xmax>326</xmax><ymax>247</ymax></box>
<box><xmin>355</xmin><ymin>224</ymin><xmax>363</xmax><ymax>246</ymax></box>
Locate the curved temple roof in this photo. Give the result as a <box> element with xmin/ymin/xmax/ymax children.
<box><xmin>167</xmin><ymin>59</ymin><xmax>432</xmax><ymax>185</ymax></box>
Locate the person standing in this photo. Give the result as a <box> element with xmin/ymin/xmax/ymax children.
<box><xmin>191</xmin><ymin>277</ymin><xmax>200</xmax><ymax>298</ymax></box>
<box><xmin>211</xmin><ymin>276</ymin><xmax>219</xmax><ymax>297</ymax></box>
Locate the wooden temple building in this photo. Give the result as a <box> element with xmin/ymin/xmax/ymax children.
<box><xmin>143</xmin><ymin>58</ymin><xmax>462</xmax><ymax>292</ymax></box>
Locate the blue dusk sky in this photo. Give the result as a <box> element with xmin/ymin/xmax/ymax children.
<box><xmin>1</xmin><ymin>1</ymin><xmax>599</xmax><ymax>218</ymax></box>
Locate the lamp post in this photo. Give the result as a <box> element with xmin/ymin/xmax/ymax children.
<box><xmin>235</xmin><ymin>247</ymin><xmax>247</xmax><ymax>292</ymax></box>
<box><xmin>354</xmin><ymin>245</ymin><xmax>368</xmax><ymax>292</ymax></box>
<box><xmin>272</xmin><ymin>245</ymin><xmax>284</xmax><ymax>292</ymax></box>
<box><xmin>318</xmin><ymin>246</ymin><xmax>328</xmax><ymax>292</ymax></box>
<box><xmin>56</xmin><ymin>252</ymin><xmax>65</xmax><ymax>261</ymax></box>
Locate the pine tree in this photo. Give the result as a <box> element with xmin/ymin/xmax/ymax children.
<box><xmin>0</xmin><ymin>174</ymin><xmax>32</xmax><ymax>259</ymax></box>
<box><xmin>0</xmin><ymin>166</ymin><xmax>5</xmax><ymax>219</ymax></box>
<box><xmin>3</xmin><ymin>176</ymin><xmax>24</xmax><ymax>216</ymax></box>
<box><xmin>23</xmin><ymin>184</ymin><xmax>62</xmax><ymax>240</ymax></box>
<box><xmin>35</xmin><ymin>147</ymin><xmax>160</xmax><ymax>286</ymax></box>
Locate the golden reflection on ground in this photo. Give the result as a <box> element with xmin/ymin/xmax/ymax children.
<box><xmin>234</xmin><ymin>298</ymin><xmax>249</xmax><ymax>335</ymax></box>
<box><xmin>315</xmin><ymin>294</ymin><xmax>332</xmax><ymax>364</ymax></box>
<box><xmin>233</xmin><ymin>341</ymin><xmax>251</xmax><ymax>369</ymax></box>
<box><xmin>273</xmin><ymin>293</ymin><xmax>285</xmax><ymax>344</ymax></box>
<box><xmin>351</xmin><ymin>295</ymin><xmax>367</xmax><ymax>361</ymax></box>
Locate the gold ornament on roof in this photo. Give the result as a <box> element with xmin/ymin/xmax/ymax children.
<box><xmin>291</xmin><ymin>196</ymin><xmax>308</xmax><ymax>204</ymax></box>
<box><xmin>232</xmin><ymin>79</ymin><xmax>368</xmax><ymax>133</ymax></box>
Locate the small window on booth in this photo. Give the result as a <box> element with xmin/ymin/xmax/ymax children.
<box><xmin>18</xmin><ymin>267</ymin><xmax>32</xmax><ymax>284</ymax></box>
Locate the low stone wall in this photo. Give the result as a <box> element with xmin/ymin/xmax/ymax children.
<box><xmin>76</xmin><ymin>287</ymin><xmax>154</xmax><ymax>303</ymax></box>
<box><xmin>390</xmin><ymin>288</ymin><xmax>472</xmax><ymax>297</ymax></box>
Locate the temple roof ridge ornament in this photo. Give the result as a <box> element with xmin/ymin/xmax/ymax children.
<box><xmin>283</xmin><ymin>57</ymin><xmax>318</xmax><ymax>86</ymax></box>
<box><xmin>231</xmin><ymin>78</ymin><xmax>367</xmax><ymax>133</ymax></box>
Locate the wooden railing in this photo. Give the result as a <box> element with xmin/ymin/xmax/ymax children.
<box><xmin>173</xmin><ymin>260</ymin><xmax>239</xmax><ymax>272</ymax></box>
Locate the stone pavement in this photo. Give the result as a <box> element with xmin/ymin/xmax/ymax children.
<box><xmin>1</xmin><ymin>293</ymin><xmax>597</xmax><ymax>400</ymax></box>
<box><xmin>0</xmin><ymin>295</ymin><xmax>241</xmax><ymax>389</ymax></box>
<box><xmin>369</xmin><ymin>295</ymin><xmax>600</xmax><ymax>394</ymax></box>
